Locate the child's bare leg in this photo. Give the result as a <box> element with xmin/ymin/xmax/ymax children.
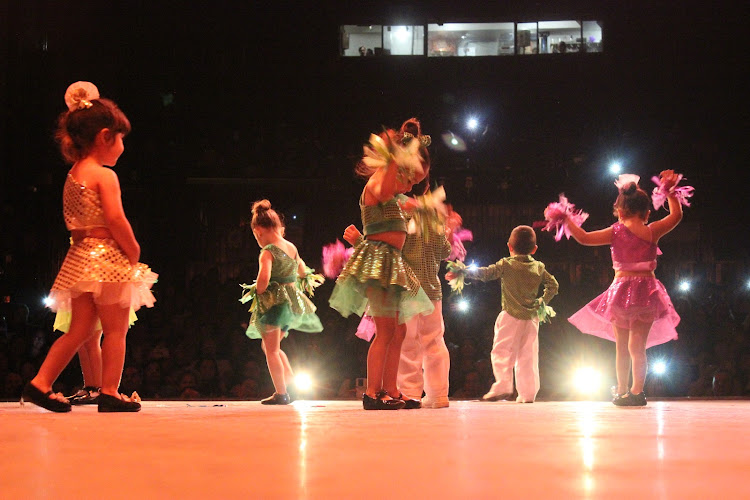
<box><xmin>382</xmin><ymin>319</ymin><xmax>406</xmax><ymax>396</ymax></box>
<box><xmin>31</xmin><ymin>294</ymin><xmax>99</xmax><ymax>392</ymax></box>
<box><xmin>261</xmin><ymin>328</ymin><xmax>287</xmax><ymax>394</ymax></box>
<box><xmin>367</xmin><ymin>317</ymin><xmax>396</xmax><ymax>397</ymax></box>
<box><xmin>628</xmin><ymin>321</ymin><xmax>651</xmax><ymax>394</ymax></box>
<box><xmin>97</xmin><ymin>303</ymin><xmax>131</xmax><ymax>397</ymax></box>
<box><xmin>279</xmin><ymin>349</ymin><xmax>294</xmax><ymax>383</ymax></box>
<box><xmin>79</xmin><ymin>330</ymin><xmax>103</xmax><ymax>388</ymax></box>
<box><xmin>613</xmin><ymin>325</ymin><xmax>631</xmax><ymax>395</ymax></box>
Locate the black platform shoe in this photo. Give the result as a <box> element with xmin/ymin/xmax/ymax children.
<box><xmin>22</xmin><ymin>383</ymin><xmax>72</xmax><ymax>413</ymax></box>
<box><xmin>261</xmin><ymin>392</ymin><xmax>291</xmax><ymax>405</ymax></box>
<box><xmin>612</xmin><ymin>391</ymin><xmax>647</xmax><ymax>407</ymax></box>
<box><xmin>98</xmin><ymin>392</ymin><xmax>141</xmax><ymax>412</ymax></box>
<box><xmin>363</xmin><ymin>393</ymin><xmax>405</xmax><ymax>410</ymax></box>
<box><xmin>68</xmin><ymin>386</ymin><xmax>100</xmax><ymax>405</ymax></box>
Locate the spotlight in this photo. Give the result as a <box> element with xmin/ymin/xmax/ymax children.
<box><xmin>678</xmin><ymin>280</ymin><xmax>691</xmax><ymax>292</ymax></box>
<box><xmin>573</xmin><ymin>367</ymin><xmax>601</xmax><ymax>395</ymax></box>
<box><xmin>609</xmin><ymin>161</ymin><xmax>622</xmax><ymax>175</ymax></box>
<box><xmin>467</xmin><ymin>261</ymin><xmax>478</xmax><ymax>271</ymax></box>
<box><xmin>652</xmin><ymin>360</ymin><xmax>667</xmax><ymax>375</ymax></box>
<box><xmin>745</xmin><ymin>279</ymin><xmax>750</xmax><ymax>290</ymax></box>
<box><xmin>43</xmin><ymin>296</ymin><xmax>54</xmax><ymax>307</ymax></box>
<box><xmin>295</xmin><ymin>373</ymin><xmax>313</xmax><ymax>392</ymax></box>
<box><xmin>466</xmin><ymin>118</ymin><xmax>478</xmax><ymax>131</ymax></box>
<box><xmin>457</xmin><ymin>298</ymin><xmax>470</xmax><ymax>312</ymax></box>
<box><xmin>441</xmin><ymin>131</ymin><xmax>467</xmax><ymax>152</ymax></box>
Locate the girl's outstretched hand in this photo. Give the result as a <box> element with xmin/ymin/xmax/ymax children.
<box><xmin>659</xmin><ymin>169</ymin><xmax>678</xmax><ymax>191</ymax></box>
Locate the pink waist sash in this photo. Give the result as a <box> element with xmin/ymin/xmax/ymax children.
<box><xmin>613</xmin><ymin>260</ymin><xmax>657</xmax><ymax>272</ymax></box>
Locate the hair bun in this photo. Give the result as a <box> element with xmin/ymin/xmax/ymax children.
<box><xmin>623</xmin><ymin>183</ymin><xmax>638</xmax><ymax>195</ymax></box>
<box><xmin>251</xmin><ymin>199</ymin><xmax>272</xmax><ymax>214</ymax></box>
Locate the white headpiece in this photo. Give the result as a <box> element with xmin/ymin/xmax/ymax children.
<box><xmin>614</xmin><ymin>174</ymin><xmax>640</xmax><ymax>191</ymax></box>
<box><xmin>64</xmin><ymin>81</ymin><xmax>100</xmax><ymax>111</ymax></box>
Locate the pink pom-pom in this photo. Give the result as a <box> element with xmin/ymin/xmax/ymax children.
<box><xmin>448</xmin><ymin>228</ymin><xmax>473</xmax><ymax>261</ymax></box>
<box><xmin>355</xmin><ymin>314</ymin><xmax>376</xmax><ymax>342</ymax></box>
<box><xmin>542</xmin><ymin>194</ymin><xmax>589</xmax><ymax>241</ymax></box>
<box><xmin>651</xmin><ymin>174</ymin><xmax>694</xmax><ymax>211</ymax></box>
<box><xmin>322</xmin><ymin>240</ymin><xmax>354</xmax><ymax>279</ymax></box>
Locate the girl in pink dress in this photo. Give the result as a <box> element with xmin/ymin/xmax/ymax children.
<box><xmin>563</xmin><ymin>170</ymin><xmax>688</xmax><ymax>406</ymax></box>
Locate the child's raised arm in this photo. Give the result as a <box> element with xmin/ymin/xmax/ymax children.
<box><xmin>565</xmin><ymin>220</ymin><xmax>613</xmax><ymax>246</ymax></box>
<box><xmin>97</xmin><ymin>168</ymin><xmax>140</xmax><ymax>264</ymax></box>
<box><xmin>648</xmin><ymin>170</ymin><xmax>684</xmax><ymax>242</ymax></box>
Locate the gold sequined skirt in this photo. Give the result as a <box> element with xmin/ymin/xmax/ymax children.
<box><xmin>329</xmin><ymin>239</ymin><xmax>433</xmax><ymax>323</ymax></box>
<box><xmin>48</xmin><ymin>237</ymin><xmax>157</xmax><ymax>322</ymax></box>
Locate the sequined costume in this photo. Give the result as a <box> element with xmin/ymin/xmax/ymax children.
<box><xmin>568</xmin><ymin>222</ymin><xmax>679</xmax><ymax>348</ymax></box>
<box><xmin>329</xmin><ymin>192</ymin><xmax>433</xmax><ymax>322</ymax></box>
<box><xmin>245</xmin><ymin>244</ymin><xmax>323</xmax><ymax>339</ymax></box>
<box><xmin>48</xmin><ymin>174</ymin><xmax>157</xmax><ymax>331</ymax></box>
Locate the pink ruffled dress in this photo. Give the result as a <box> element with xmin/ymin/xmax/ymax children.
<box><xmin>568</xmin><ymin>223</ymin><xmax>679</xmax><ymax>348</ymax></box>
<box><xmin>48</xmin><ymin>173</ymin><xmax>157</xmax><ymax>332</ymax></box>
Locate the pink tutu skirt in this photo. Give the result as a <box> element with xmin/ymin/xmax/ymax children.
<box><xmin>568</xmin><ymin>276</ymin><xmax>679</xmax><ymax>348</ymax></box>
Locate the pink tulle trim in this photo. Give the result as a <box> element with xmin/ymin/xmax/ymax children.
<box><xmin>47</xmin><ymin>270</ymin><xmax>158</xmax><ymax>314</ymax></box>
<box><xmin>322</xmin><ymin>240</ymin><xmax>354</xmax><ymax>279</ymax></box>
<box><xmin>651</xmin><ymin>174</ymin><xmax>695</xmax><ymax>211</ymax></box>
<box><xmin>355</xmin><ymin>313</ymin><xmax>377</xmax><ymax>342</ymax></box>
<box><xmin>542</xmin><ymin>194</ymin><xmax>589</xmax><ymax>241</ymax></box>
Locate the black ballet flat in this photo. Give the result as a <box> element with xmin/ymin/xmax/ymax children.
<box><xmin>261</xmin><ymin>392</ymin><xmax>291</xmax><ymax>405</ymax></box>
<box><xmin>388</xmin><ymin>391</ymin><xmax>421</xmax><ymax>409</ymax></box>
<box><xmin>22</xmin><ymin>383</ymin><xmax>72</xmax><ymax>413</ymax></box>
<box><xmin>97</xmin><ymin>392</ymin><xmax>141</xmax><ymax>413</ymax></box>
<box><xmin>363</xmin><ymin>393</ymin><xmax>405</xmax><ymax>410</ymax></box>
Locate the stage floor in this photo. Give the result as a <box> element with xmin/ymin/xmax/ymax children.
<box><xmin>2</xmin><ymin>399</ymin><xmax>749</xmax><ymax>499</ymax></box>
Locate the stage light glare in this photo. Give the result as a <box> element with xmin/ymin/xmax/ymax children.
<box><xmin>467</xmin><ymin>118</ymin><xmax>478</xmax><ymax>131</ymax></box>
<box><xmin>679</xmin><ymin>280</ymin><xmax>691</xmax><ymax>292</ymax></box>
<box><xmin>609</xmin><ymin>162</ymin><xmax>622</xmax><ymax>175</ymax></box>
<box><xmin>457</xmin><ymin>298</ymin><xmax>470</xmax><ymax>312</ymax></box>
<box><xmin>573</xmin><ymin>367</ymin><xmax>601</xmax><ymax>394</ymax></box>
<box><xmin>652</xmin><ymin>360</ymin><xmax>667</xmax><ymax>375</ymax></box>
<box><xmin>295</xmin><ymin>373</ymin><xmax>313</xmax><ymax>392</ymax></box>
<box><xmin>43</xmin><ymin>296</ymin><xmax>54</xmax><ymax>307</ymax></box>
<box><xmin>467</xmin><ymin>261</ymin><xmax>478</xmax><ymax>271</ymax></box>
<box><xmin>451</xmin><ymin>137</ymin><xmax>459</xmax><ymax>146</ymax></box>
<box><xmin>745</xmin><ymin>279</ymin><xmax>750</xmax><ymax>290</ymax></box>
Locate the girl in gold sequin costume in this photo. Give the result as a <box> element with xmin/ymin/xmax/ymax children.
<box><xmin>242</xmin><ymin>200</ymin><xmax>323</xmax><ymax>405</ymax></box>
<box><xmin>23</xmin><ymin>82</ymin><xmax>156</xmax><ymax>413</ymax></box>
<box><xmin>330</xmin><ymin>121</ymin><xmax>434</xmax><ymax>410</ymax></box>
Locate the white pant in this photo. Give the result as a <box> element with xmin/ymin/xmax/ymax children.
<box><xmin>397</xmin><ymin>300</ymin><xmax>450</xmax><ymax>401</ymax></box>
<box><xmin>487</xmin><ymin>311</ymin><xmax>540</xmax><ymax>402</ymax></box>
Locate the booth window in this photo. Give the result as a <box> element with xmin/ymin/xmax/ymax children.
<box><xmin>341</xmin><ymin>25</ymin><xmax>382</xmax><ymax>56</ymax></box>
<box><xmin>383</xmin><ymin>26</ymin><xmax>425</xmax><ymax>55</ymax></box>
<box><xmin>427</xmin><ymin>23</ymin><xmax>515</xmax><ymax>57</ymax></box>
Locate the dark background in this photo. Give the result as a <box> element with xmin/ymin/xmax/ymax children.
<box><xmin>1</xmin><ymin>0</ymin><xmax>748</xmax><ymax>399</ymax></box>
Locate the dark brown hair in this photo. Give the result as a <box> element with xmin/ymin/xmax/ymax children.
<box><xmin>509</xmin><ymin>225</ymin><xmax>537</xmax><ymax>255</ymax></box>
<box><xmin>613</xmin><ymin>182</ymin><xmax>650</xmax><ymax>219</ymax></box>
<box><xmin>250</xmin><ymin>199</ymin><xmax>283</xmax><ymax>231</ymax></box>
<box><xmin>55</xmin><ymin>98</ymin><xmax>131</xmax><ymax>164</ymax></box>
<box><xmin>399</xmin><ymin>117</ymin><xmax>431</xmax><ymax>195</ymax></box>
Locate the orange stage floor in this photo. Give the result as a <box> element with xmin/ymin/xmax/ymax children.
<box><xmin>2</xmin><ymin>399</ymin><xmax>749</xmax><ymax>499</ymax></box>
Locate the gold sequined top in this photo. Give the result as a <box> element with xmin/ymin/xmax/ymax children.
<box><xmin>62</xmin><ymin>174</ymin><xmax>107</xmax><ymax>231</ymax></box>
<box><xmin>401</xmin><ymin>225</ymin><xmax>451</xmax><ymax>302</ymax></box>
<box><xmin>360</xmin><ymin>191</ymin><xmax>407</xmax><ymax>236</ymax></box>
<box><xmin>467</xmin><ymin>255</ymin><xmax>559</xmax><ymax>320</ymax></box>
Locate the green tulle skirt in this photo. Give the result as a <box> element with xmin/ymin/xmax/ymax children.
<box><xmin>245</xmin><ymin>282</ymin><xmax>323</xmax><ymax>339</ymax></box>
<box><xmin>329</xmin><ymin>239</ymin><xmax>433</xmax><ymax>323</ymax></box>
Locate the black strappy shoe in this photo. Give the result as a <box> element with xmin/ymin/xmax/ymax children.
<box><xmin>22</xmin><ymin>383</ymin><xmax>72</xmax><ymax>413</ymax></box>
<box><xmin>97</xmin><ymin>393</ymin><xmax>141</xmax><ymax>412</ymax></box>
<box><xmin>67</xmin><ymin>386</ymin><xmax>100</xmax><ymax>405</ymax></box>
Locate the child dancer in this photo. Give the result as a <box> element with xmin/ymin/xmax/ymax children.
<box><xmin>343</xmin><ymin>121</ymin><xmax>455</xmax><ymax>409</ymax></box>
<box><xmin>447</xmin><ymin>226</ymin><xmax>558</xmax><ymax>403</ymax></box>
<box><xmin>558</xmin><ymin>170</ymin><xmax>688</xmax><ymax>406</ymax></box>
<box><xmin>329</xmin><ymin>124</ymin><xmax>433</xmax><ymax>410</ymax></box>
<box><xmin>23</xmin><ymin>81</ymin><xmax>156</xmax><ymax>412</ymax></box>
<box><xmin>241</xmin><ymin>200</ymin><xmax>323</xmax><ymax>405</ymax></box>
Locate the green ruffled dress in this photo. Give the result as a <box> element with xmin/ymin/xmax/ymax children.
<box><xmin>329</xmin><ymin>195</ymin><xmax>434</xmax><ymax>323</ymax></box>
<box><xmin>244</xmin><ymin>244</ymin><xmax>323</xmax><ymax>339</ymax></box>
